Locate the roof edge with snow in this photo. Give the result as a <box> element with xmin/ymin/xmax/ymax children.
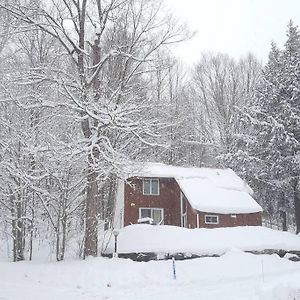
<box><xmin>124</xmin><ymin>162</ymin><xmax>262</xmax><ymax>214</ymax></box>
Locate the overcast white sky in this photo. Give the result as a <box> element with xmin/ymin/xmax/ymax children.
<box><xmin>165</xmin><ymin>0</ymin><xmax>300</xmax><ymax>65</ymax></box>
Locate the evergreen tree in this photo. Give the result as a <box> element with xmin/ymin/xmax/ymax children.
<box><xmin>223</xmin><ymin>22</ymin><xmax>300</xmax><ymax>232</ymax></box>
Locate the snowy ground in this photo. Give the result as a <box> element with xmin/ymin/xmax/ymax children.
<box><xmin>105</xmin><ymin>225</ymin><xmax>300</xmax><ymax>255</ymax></box>
<box><xmin>1</xmin><ymin>251</ymin><xmax>300</xmax><ymax>300</ymax></box>
<box><xmin>1</xmin><ymin>226</ymin><xmax>300</xmax><ymax>299</ymax></box>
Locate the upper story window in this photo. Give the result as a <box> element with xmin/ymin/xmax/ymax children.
<box><xmin>143</xmin><ymin>178</ymin><xmax>159</xmax><ymax>195</ymax></box>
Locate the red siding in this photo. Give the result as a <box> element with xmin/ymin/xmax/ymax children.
<box><xmin>124</xmin><ymin>177</ymin><xmax>181</xmax><ymax>226</ymax></box>
<box><xmin>196</xmin><ymin>211</ymin><xmax>262</xmax><ymax>228</ymax></box>
<box><xmin>186</xmin><ymin>200</ymin><xmax>198</xmax><ymax>228</ymax></box>
<box><xmin>123</xmin><ymin>177</ymin><xmax>262</xmax><ymax>228</ymax></box>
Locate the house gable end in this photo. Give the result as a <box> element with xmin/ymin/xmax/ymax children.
<box><xmin>124</xmin><ymin>176</ymin><xmax>181</xmax><ymax>226</ymax></box>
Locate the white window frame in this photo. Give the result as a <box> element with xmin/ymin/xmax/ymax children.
<box><xmin>139</xmin><ymin>207</ymin><xmax>164</xmax><ymax>224</ymax></box>
<box><xmin>205</xmin><ymin>214</ymin><xmax>219</xmax><ymax>225</ymax></box>
<box><xmin>142</xmin><ymin>178</ymin><xmax>160</xmax><ymax>195</ymax></box>
<box><xmin>180</xmin><ymin>192</ymin><xmax>187</xmax><ymax>227</ymax></box>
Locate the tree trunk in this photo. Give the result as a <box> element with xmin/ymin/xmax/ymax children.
<box><xmin>293</xmin><ymin>177</ymin><xmax>300</xmax><ymax>234</ymax></box>
<box><xmin>55</xmin><ymin>196</ymin><xmax>68</xmax><ymax>261</ymax></box>
<box><xmin>55</xmin><ymin>220</ymin><xmax>61</xmax><ymax>261</ymax></box>
<box><xmin>83</xmin><ymin>34</ymin><xmax>101</xmax><ymax>258</ymax></box>
<box><xmin>279</xmin><ymin>210</ymin><xmax>287</xmax><ymax>231</ymax></box>
<box><xmin>84</xmin><ymin>169</ymin><xmax>98</xmax><ymax>257</ymax></box>
<box><xmin>29</xmin><ymin>218</ymin><xmax>33</xmax><ymax>261</ymax></box>
<box><xmin>61</xmin><ymin>213</ymin><xmax>67</xmax><ymax>261</ymax></box>
<box><xmin>12</xmin><ymin>200</ymin><xmax>24</xmax><ymax>262</ymax></box>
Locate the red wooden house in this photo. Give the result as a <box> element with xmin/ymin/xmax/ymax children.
<box><xmin>113</xmin><ymin>163</ymin><xmax>262</xmax><ymax>229</ymax></box>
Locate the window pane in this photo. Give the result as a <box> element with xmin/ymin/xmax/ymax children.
<box><xmin>205</xmin><ymin>215</ymin><xmax>218</xmax><ymax>224</ymax></box>
<box><xmin>143</xmin><ymin>179</ymin><xmax>151</xmax><ymax>194</ymax></box>
<box><xmin>152</xmin><ymin>209</ymin><xmax>163</xmax><ymax>224</ymax></box>
<box><xmin>140</xmin><ymin>208</ymin><xmax>151</xmax><ymax>218</ymax></box>
<box><xmin>182</xmin><ymin>197</ymin><xmax>187</xmax><ymax>214</ymax></box>
<box><xmin>151</xmin><ymin>179</ymin><xmax>159</xmax><ymax>195</ymax></box>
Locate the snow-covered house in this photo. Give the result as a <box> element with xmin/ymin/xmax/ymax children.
<box><xmin>114</xmin><ymin>163</ymin><xmax>263</xmax><ymax>229</ymax></box>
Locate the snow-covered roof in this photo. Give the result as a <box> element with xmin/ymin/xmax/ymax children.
<box><xmin>126</xmin><ymin>162</ymin><xmax>262</xmax><ymax>214</ymax></box>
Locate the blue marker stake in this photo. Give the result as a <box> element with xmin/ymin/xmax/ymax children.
<box><xmin>172</xmin><ymin>257</ymin><xmax>176</xmax><ymax>280</ymax></box>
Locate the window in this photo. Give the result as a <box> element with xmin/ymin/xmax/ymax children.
<box><xmin>180</xmin><ymin>192</ymin><xmax>187</xmax><ymax>227</ymax></box>
<box><xmin>139</xmin><ymin>208</ymin><xmax>164</xmax><ymax>224</ymax></box>
<box><xmin>205</xmin><ymin>215</ymin><xmax>219</xmax><ymax>224</ymax></box>
<box><xmin>143</xmin><ymin>179</ymin><xmax>159</xmax><ymax>195</ymax></box>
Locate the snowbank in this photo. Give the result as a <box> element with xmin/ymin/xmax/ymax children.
<box><xmin>105</xmin><ymin>225</ymin><xmax>300</xmax><ymax>256</ymax></box>
<box><xmin>0</xmin><ymin>251</ymin><xmax>300</xmax><ymax>300</ymax></box>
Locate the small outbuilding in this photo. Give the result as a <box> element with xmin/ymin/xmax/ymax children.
<box><xmin>113</xmin><ymin>163</ymin><xmax>262</xmax><ymax>229</ymax></box>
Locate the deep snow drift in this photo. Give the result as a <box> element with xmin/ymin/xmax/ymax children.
<box><xmin>104</xmin><ymin>225</ymin><xmax>300</xmax><ymax>255</ymax></box>
<box><xmin>1</xmin><ymin>225</ymin><xmax>300</xmax><ymax>300</ymax></box>
<box><xmin>0</xmin><ymin>251</ymin><xmax>300</xmax><ymax>300</ymax></box>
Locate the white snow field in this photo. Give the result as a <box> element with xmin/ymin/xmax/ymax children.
<box><xmin>0</xmin><ymin>250</ymin><xmax>300</xmax><ymax>300</ymax></box>
<box><xmin>105</xmin><ymin>225</ymin><xmax>300</xmax><ymax>255</ymax></box>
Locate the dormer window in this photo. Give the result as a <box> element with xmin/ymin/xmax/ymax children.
<box><xmin>143</xmin><ymin>178</ymin><xmax>159</xmax><ymax>195</ymax></box>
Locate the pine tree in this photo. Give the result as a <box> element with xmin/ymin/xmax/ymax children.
<box><xmin>224</xmin><ymin>22</ymin><xmax>300</xmax><ymax>232</ymax></box>
<box><xmin>280</xmin><ymin>21</ymin><xmax>300</xmax><ymax>233</ymax></box>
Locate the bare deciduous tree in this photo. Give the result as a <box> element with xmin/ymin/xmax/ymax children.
<box><xmin>191</xmin><ymin>53</ymin><xmax>261</xmax><ymax>159</ymax></box>
<box><xmin>0</xmin><ymin>0</ymin><xmax>187</xmax><ymax>257</ymax></box>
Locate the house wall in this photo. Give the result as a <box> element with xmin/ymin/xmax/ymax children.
<box><xmin>123</xmin><ymin>177</ymin><xmax>262</xmax><ymax>228</ymax></box>
<box><xmin>196</xmin><ymin>211</ymin><xmax>262</xmax><ymax>228</ymax></box>
<box><xmin>186</xmin><ymin>201</ymin><xmax>198</xmax><ymax>228</ymax></box>
<box><xmin>124</xmin><ymin>177</ymin><xmax>182</xmax><ymax>226</ymax></box>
